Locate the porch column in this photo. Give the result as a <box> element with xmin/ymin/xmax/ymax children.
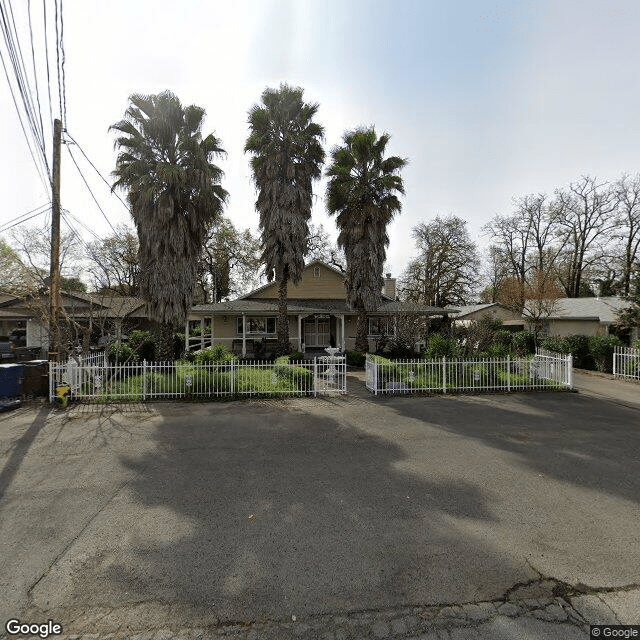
<box><xmin>341</xmin><ymin>315</ymin><xmax>345</xmax><ymax>351</ymax></box>
<box><xmin>242</xmin><ymin>313</ymin><xmax>246</xmax><ymax>357</ymax></box>
<box><xmin>115</xmin><ymin>319</ymin><xmax>123</xmax><ymax>346</ymax></box>
<box><xmin>200</xmin><ymin>317</ymin><xmax>205</xmax><ymax>350</ymax></box>
<box><xmin>210</xmin><ymin>316</ymin><xmax>214</xmax><ymax>348</ymax></box>
<box><xmin>185</xmin><ymin>319</ymin><xmax>190</xmax><ymax>352</ymax></box>
<box><xmin>298</xmin><ymin>315</ymin><xmax>303</xmax><ymax>352</ymax></box>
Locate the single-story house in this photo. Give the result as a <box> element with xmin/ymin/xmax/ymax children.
<box><xmin>0</xmin><ymin>291</ymin><xmax>149</xmax><ymax>357</ymax></box>
<box><xmin>186</xmin><ymin>260</ymin><xmax>450</xmax><ymax>356</ymax></box>
<box><xmin>526</xmin><ymin>296</ymin><xmax>636</xmax><ymax>341</ymax></box>
<box><xmin>447</xmin><ymin>303</ymin><xmax>525</xmax><ymax>329</ymax></box>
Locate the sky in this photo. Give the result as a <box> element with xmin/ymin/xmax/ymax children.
<box><xmin>2</xmin><ymin>0</ymin><xmax>640</xmax><ymax>282</ymax></box>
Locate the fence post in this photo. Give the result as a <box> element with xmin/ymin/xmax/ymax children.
<box><xmin>49</xmin><ymin>361</ymin><xmax>54</xmax><ymax>403</ymax></box>
<box><xmin>230</xmin><ymin>359</ymin><xmax>235</xmax><ymax>396</ymax></box>
<box><xmin>313</xmin><ymin>357</ymin><xmax>318</xmax><ymax>397</ymax></box>
<box><xmin>442</xmin><ymin>356</ymin><xmax>446</xmax><ymax>394</ymax></box>
<box><xmin>568</xmin><ymin>354</ymin><xmax>573</xmax><ymax>389</ymax></box>
<box><xmin>613</xmin><ymin>347</ymin><xmax>617</xmax><ymax>378</ymax></box>
<box><xmin>507</xmin><ymin>355</ymin><xmax>511</xmax><ymax>392</ymax></box>
<box><xmin>142</xmin><ymin>360</ymin><xmax>147</xmax><ymax>401</ymax></box>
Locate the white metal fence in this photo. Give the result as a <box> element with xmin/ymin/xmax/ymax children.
<box><xmin>365</xmin><ymin>348</ymin><xmax>573</xmax><ymax>395</ymax></box>
<box><xmin>613</xmin><ymin>346</ymin><xmax>640</xmax><ymax>382</ymax></box>
<box><xmin>49</xmin><ymin>356</ymin><xmax>346</xmax><ymax>402</ymax></box>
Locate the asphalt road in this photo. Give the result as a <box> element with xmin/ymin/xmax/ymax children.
<box><xmin>0</xmin><ymin>376</ymin><xmax>639</xmax><ymax>638</ymax></box>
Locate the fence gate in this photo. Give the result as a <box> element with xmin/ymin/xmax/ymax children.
<box><xmin>313</xmin><ymin>356</ymin><xmax>347</xmax><ymax>395</ymax></box>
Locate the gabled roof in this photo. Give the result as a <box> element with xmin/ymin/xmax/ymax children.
<box><xmin>237</xmin><ymin>259</ymin><xmax>394</xmax><ymax>302</ymax></box>
<box><xmin>524</xmin><ymin>297</ymin><xmax>632</xmax><ymax>323</ymax></box>
<box><xmin>446</xmin><ymin>303</ymin><xmax>508</xmax><ymax>318</ymax></box>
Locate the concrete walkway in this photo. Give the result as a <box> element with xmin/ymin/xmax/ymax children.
<box><xmin>573</xmin><ymin>369</ymin><xmax>640</xmax><ymax>410</ymax></box>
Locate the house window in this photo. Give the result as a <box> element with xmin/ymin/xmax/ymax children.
<box><xmin>236</xmin><ymin>316</ymin><xmax>277</xmax><ymax>335</ymax></box>
<box><xmin>313</xmin><ymin>266</ymin><xmax>321</xmax><ymax>278</ymax></box>
<box><xmin>368</xmin><ymin>316</ymin><xmax>395</xmax><ymax>337</ymax></box>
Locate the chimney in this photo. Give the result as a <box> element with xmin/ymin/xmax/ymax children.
<box><xmin>383</xmin><ymin>273</ymin><xmax>396</xmax><ymax>300</ymax></box>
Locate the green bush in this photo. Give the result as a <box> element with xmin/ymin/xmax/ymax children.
<box><xmin>345</xmin><ymin>350</ymin><xmax>366</xmax><ymax>367</ymax></box>
<box><xmin>424</xmin><ymin>333</ymin><xmax>460</xmax><ymax>359</ymax></box>
<box><xmin>128</xmin><ymin>330</ymin><xmax>157</xmax><ymax>361</ymax></box>
<box><xmin>192</xmin><ymin>344</ymin><xmax>236</xmax><ymax>364</ymax></box>
<box><xmin>540</xmin><ymin>336</ymin><xmax>570</xmax><ymax>354</ymax></box>
<box><xmin>563</xmin><ymin>334</ymin><xmax>591</xmax><ymax>369</ymax></box>
<box><xmin>588</xmin><ymin>335</ymin><xmax>624</xmax><ymax>373</ymax></box>
<box><xmin>511</xmin><ymin>331</ymin><xmax>536</xmax><ymax>356</ymax></box>
<box><xmin>107</xmin><ymin>343</ymin><xmax>135</xmax><ymax>363</ymax></box>
<box><xmin>289</xmin><ymin>351</ymin><xmax>304</xmax><ymax>361</ymax></box>
<box><xmin>482</xmin><ymin>343</ymin><xmax>510</xmax><ymax>358</ymax></box>
<box><xmin>493</xmin><ymin>329</ymin><xmax>513</xmax><ymax>348</ymax></box>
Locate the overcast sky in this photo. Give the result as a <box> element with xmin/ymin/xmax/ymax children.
<box><xmin>2</xmin><ymin>0</ymin><xmax>640</xmax><ymax>280</ymax></box>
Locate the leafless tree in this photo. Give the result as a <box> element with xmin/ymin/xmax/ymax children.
<box><xmin>554</xmin><ymin>176</ymin><xmax>619</xmax><ymax>298</ymax></box>
<box><xmin>400</xmin><ymin>215</ymin><xmax>480</xmax><ymax>307</ymax></box>
<box><xmin>613</xmin><ymin>174</ymin><xmax>640</xmax><ymax>296</ymax></box>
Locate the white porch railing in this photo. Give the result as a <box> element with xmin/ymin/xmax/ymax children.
<box><xmin>49</xmin><ymin>356</ymin><xmax>346</xmax><ymax>402</ymax></box>
<box><xmin>365</xmin><ymin>349</ymin><xmax>572</xmax><ymax>395</ymax></box>
<box><xmin>613</xmin><ymin>346</ymin><xmax>640</xmax><ymax>382</ymax></box>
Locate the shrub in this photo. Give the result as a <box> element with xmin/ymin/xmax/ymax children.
<box><xmin>107</xmin><ymin>343</ymin><xmax>135</xmax><ymax>363</ymax></box>
<box><xmin>563</xmin><ymin>334</ymin><xmax>591</xmax><ymax>369</ymax></box>
<box><xmin>345</xmin><ymin>350</ymin><xmax>366</xmax><ymax>367</ymax></box>
<box><xmin>482</xmin><ymin>343</ymin><xmax>510</xmax><ymax>358</ymax></box>
<box><xmin>192</xmin><ymin>344</ymin><xmax>236</xmax><ymax>364</ymax></box>
<box><xmin>289</xmin><ymin>351</ymin><xmax>304</xmax><ymax>361</ymax></box>
<box><xmin>540</xmin><ymin>336</ymin><xmax>570</xmax><ymax>354</ymax></box>
<box><xmin>511</xmin><ymin>331</ymin><xmax>536</xmax><ymax>356</ymax></box>
<box><xmin>128</xmin><ymin>330</ymin><xmax>157</xmax><ymax>361</ymax></box>
<box><xmin>588</xmin><ymin>335</ymin><xmax>624</xmax><ymax>373</ymax></box>
<box><xmin>492</xmin><ymin>329</ymin><xmax>513</xmax><ymax>348</ymax></box>
<box><xmin>424</xmin><ymin>333</ymin><xmax>459</xmax><ymax>359</ymax></box>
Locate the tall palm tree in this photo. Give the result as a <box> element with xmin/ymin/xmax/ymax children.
<box><xmin>326</xmin><ymin>128</ymin><xmax>407</xmax><ymax>353</ymax></box>
<box><xmin>245</xmin><ymin>84</ymin><xmax>325</xmax><ymax>356</ymax></box>
<box><xmin>111</xmin><ymin>91</ymin><xmax>228</xmax><ymax>359</ymax></box>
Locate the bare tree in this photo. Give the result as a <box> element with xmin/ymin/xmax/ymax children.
<box><xmin>613</xmin><ymin>174</ymin><xmax>640</xmax><ymax>297</ymax></box>
<box><xmin>400</xmin><ymin>215</ymin><xmax>479</xmax><ymax>307</ymax></box>
<box><xmin>554</xmin><ymin>176</ymin><xmax>619</xmax><ymax>298</ymax></box>
<box><xmin>85</xmin><ymin>224</ymin><xmax>139</xmax><ymax>295</ymax></box>
<box><xmin>305</xmin><ymin>223</ymin><xmax>345</xmax><ymax>271</ymax></box>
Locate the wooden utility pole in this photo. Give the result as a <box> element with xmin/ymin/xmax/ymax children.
<box><xmin>49</xmin><ymin>118</ymin><xmax>62</xmax><ymax>360</ymax></box>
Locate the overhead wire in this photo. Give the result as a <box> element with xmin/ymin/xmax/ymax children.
<box><xmin>66</xmin><ymin>144</ymin><xmax>118</xmax><ymax>235</ymax></box>
<box><xmin>26</xmin><ymin>0</ymin><xmax>46</xmax><ymax>155</ymax></box>
<box><xmin>41</xmin><ymin>0</ymin><xmax>53</xmax><ymax>132</ymax></box>
<box><xmin>0</xmin><ymin>204</ymin><xmax>50</xmax><ymax>234</ymax></box>
<box><xmin>65</xmin><ymin>131</ymin><xmax>131</xmax><ymax>212</ymax></box>
<box><xmin>53</xmin><ymin>0</ymin><xmax>62</xmax><ymax>126</ymax></box>
<box><xmin>58</xmin><ymin>0</ymin><xmax>66</xmax><ymax>126</ymax></box>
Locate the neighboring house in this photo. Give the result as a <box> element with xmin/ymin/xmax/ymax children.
<box><xmin>186</xmin><ymin>260</ymin><xmax>449</xmax><ymax>356</ymax></box>
<box><xmin>524</xmin><ymin>296</ymin><xmax>634</xmax><ymax>341</ymax></box>
<box><xmin>447</xmin><ymin>303</ymin><xmax>524</xmax><ymax>330</ymax></box>
<box><xmin>0</xmin><ymin>291</ymin><xmax>149</xmax><ymax>356</ymax></box>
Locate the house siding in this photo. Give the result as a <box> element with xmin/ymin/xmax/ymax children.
<box><xmin>248</xmin><ymin>264</ymin><xmax>346</xmax><ymax>300</ymax></box>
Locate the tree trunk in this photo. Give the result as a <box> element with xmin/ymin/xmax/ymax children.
<box><xmin>276</xmin><ymin>274</ymin><xmax>291</xmax><ymax>356</ymax></box>
<box><xmin>354</xmin><ymin>308</ymin><xmax>369</xmax><ymax>353</ymax></box>
<box><xmin>156</xmin><ymin>320</ymin><xmax>175</xmax><ymax>361</ymax></box>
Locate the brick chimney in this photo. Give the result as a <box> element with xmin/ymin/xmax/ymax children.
<box><xmin>383</xmin><ymin>273</ymin><xmax>396</xmax><ymax>300</ymax></box>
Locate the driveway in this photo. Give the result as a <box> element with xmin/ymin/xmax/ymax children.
<box><xmin>0</xmin><ymin>386</ymin><xmax>639</xmax><ymax>639</ymax></box>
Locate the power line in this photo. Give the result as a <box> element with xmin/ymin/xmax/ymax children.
<box><xmin>58</xmin><ymin>0</ymin><xmax>66</xmax><ymax>127</ymax></box>
<box><xmin>53</xmin><ymin>0</ymin><xmax>62</xmax><ymax>126</ymax></box>
<box><xmin>27</xmin><ymin>0</ymin><xmax>46</xmax><ymax>157</ymax></box>
<box><xmin>41</xmin><ymin>0</ymin><xmax>53</xmax><ymax>132</ymax></box>
<box><xmin>65</xmin><ymin>131</ymin><xmax>131</xmax><ymax>212</ymax></box>
<box><xmin>63</xmin><ymin>208</ymin><xmax>103</xmax><ymax>242</ymax></box>
<box><xmin>66</xmin><ymin>144</ymin><xmax>117</xmax><ymax>234</ymax></box>
<box><xmin>0</xmin><ymin>204</ymin><xmax>50</xmax><ymax>234</ymax></box>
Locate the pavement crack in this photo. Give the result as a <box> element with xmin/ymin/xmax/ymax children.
<box><xmin>25</xmin><ymin>479</ymin><xmax>130</xmax><ymax>602</ymax></box>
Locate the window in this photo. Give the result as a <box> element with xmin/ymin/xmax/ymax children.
<box><xmin>368</xmin><ymin>316</ymin><xmax>395</xmax><ymax>337</ymax></box>
<box><xmin>313</xmin><ymin>266</ymin><xmax>321</xmax><ymax>278</ymax></box>
<box><xmin>236</xmin><ymin>316</ymin><xmax>277</xmax><ymax>335</ymax></box>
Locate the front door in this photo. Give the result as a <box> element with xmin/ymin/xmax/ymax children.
<box><xmin>304</xmin><ymin>316</ymin><xmax>330</xmax><ymax>347</ymax></box>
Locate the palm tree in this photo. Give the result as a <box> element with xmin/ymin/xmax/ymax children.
<box><xmin>326</xmin><ymin>128</ymin><xmax>407</xmax><ymax>353</ymax></box>
<box><xmin>245</xmin><ymin>84</ymin><xmax>325</xmax><ymax>356</ymax></box>
<box><xmin>111</xmin><ymin>91</ymin><xmax>228</xmax><ymax>359</ymax></box>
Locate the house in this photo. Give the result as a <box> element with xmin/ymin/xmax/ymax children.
<box><xmin>447</xmin><ymin>303</ymin><xmax>525</xmax><ymax>330</ymax></box>
<box><xmin>0</xmin><ymin>291</ymin><xmax>149</xmax><ymax>357</ymax></box>
<box><xmin>186</xmin><ymin>260</ymin><xmax>449</xmax><ymax>356</ymax></box>
<box><xmin>525</xmin><ymin>296</ymin><xmax>635</xmax><ymax>341</ymax></box>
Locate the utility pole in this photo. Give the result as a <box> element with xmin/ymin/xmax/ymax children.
<box><xmin>49</xmin><ymin>118</ymin><xmax>62</xmax><ymax>360</ymax></box>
